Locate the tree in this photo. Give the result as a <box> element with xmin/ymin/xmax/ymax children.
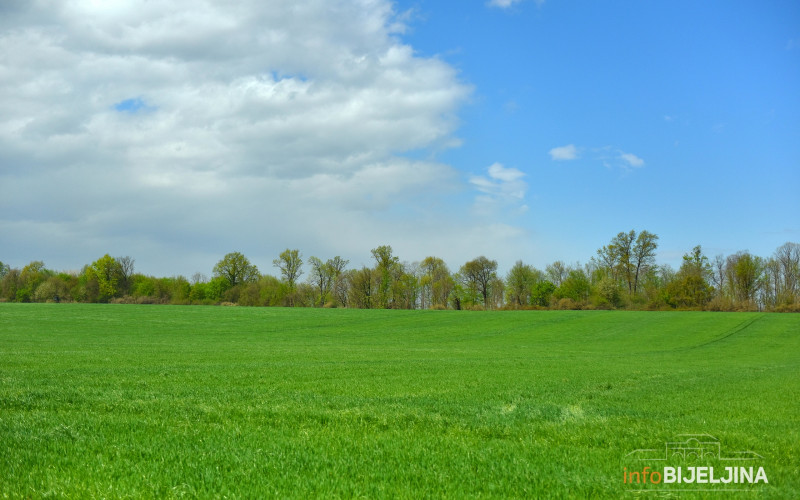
<box><xmin>602</xmin><ymin>229</ymin><xmax>658</xmax><ymax>297</ymax></box>
<box><xmin>392</xmin><ymin>263</ymin><xmax>420</xmax><ymax>309</ymax></box>
<box><xmin>1</xmin><ymin>268</ymin><xmax>21</xmax><ymax>302</ymax></box>
<box><xmin>710</xmin><ymin>254</ymin><xmax>727</xmax><ymax>296</ymax></box>
<box><xmin>505</xmin><ymin>261</ymin><xmax>539</xmax><ymax>307</ymax></box>
<box><xmin>610</xmin><ymin>230</ymin><xmax>636</xmax><ymax>294</ymax></box>
<box><xmin>531</xmin><ymin>280</ymin><xmax>556</xmax><ymax>307</ymax></box>
<box><xmin>348</xmin><ymin>267</ymin><xmax>377</xmax><ymax>309</ymax></box>
<box><xmin>273</xmin><ymin>249</ymin><xmax>303</xmax><ymax>291</ymax></box>
<box><xmin>308</xmin><ymin>256</ymin><xmax>334</xmax><ymax>307</ymax></box>
<box><xmin>545</xmin><ymin>261</ymin><xmax>569</xmax><ymax>288</ymax></box>
<box><xmin>726</xmin><ymin>251</ymin><xmax>763</xmax><ymax>308</ymax></box>
<box><xmin>327</xmin><ymin>256</ymin><xmax>350</xmax><ymax>307</ymax></box>
<box><xmin>116</xmin><ymin>256</ymin><xmax>135</xmax><ymax>296</ymax></box>
<box><xmin>19</xmin><ymin>261</ymin><xmax>49</xmax><ymax>302</ymax></box>
<box><xmin>631</xmin><ymin>230</ymin><xmax>659</xmax><ymax>295</ymax></box>
<box><xmin>213</xmin><ymin>252</ymin><xmax>260</xmax><ymax>288</ymax></box>
<box><xmin>419</xmin><ymin>256</ymin><xmax>453</xmax><ymax>309</ymax></box>
<box><xmin>554</xmin><ymin>269</ymin><xmax>591</xmax><ymax>304</ymax></box>
<box><xmin>595</xmin><ymin>244</ymin><xmax>620</xmax><ymax>282</ymax></box>
<box><xmin>85</xmin><ymin>255</ymin><xmax>121</xmax><ymax>302</ymax></box>
<box><xmin>774</xmin><ymin>242</ymin><xmax>800</xmax><ymax>305</ymax></box>
<box><xmin>460</xmin><ymin>256</ymin><xmax>498</xmax><ymax>309</ymax></box>
<box><xmin>371</xmin><ymin>245</ymin><xmax>399</xmax><ymax>308</ymax></box>
<box><xmin>595</xmin><ymin>275</ymin><xmax>622</xmax><ymax>308</ymax></box>
<box><xmin>667</xmin><ymin>245</ymin><xmax>713</xmax><ymax>309</ymax></box>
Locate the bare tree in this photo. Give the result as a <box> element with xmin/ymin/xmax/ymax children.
<box><xmin>116</xmin><ymin>256</ymin><xmax>135</xmax><ymax>295</ymax></box>
<box><xmin>774</xmin><ymin>242</ymin><xmax>800</xmax><ymax>303</ymax></box>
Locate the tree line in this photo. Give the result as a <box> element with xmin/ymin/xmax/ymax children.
<box><xmin>1</xmin><ymin>232</ymin><xmax>798</xmax><ymax>312</ymax></box>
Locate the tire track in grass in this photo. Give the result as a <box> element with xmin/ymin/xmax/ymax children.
<box><xmin>686</xmin><ymin>314</ymin><xmax>764</xmax><ymax>350</ymax></box>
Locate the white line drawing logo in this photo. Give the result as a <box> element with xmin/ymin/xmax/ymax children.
<box><xmin>626</xmin><ymin>434</ymin><xmax>763</xmax><ymax>462</ymax></box>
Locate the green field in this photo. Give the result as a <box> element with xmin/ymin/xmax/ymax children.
<box><xmin>1</xmin><ymin>304</ymin><xmax>798</xmax><ymax>498</ymax></box>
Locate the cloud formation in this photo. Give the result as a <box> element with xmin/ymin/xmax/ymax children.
<box><xmin>470</xmin><ymin>163</ymin><xmax>528</xmax><ymax>215</ymax></box>
<box><xmin>549</xmin><ymin>144</ymin><xmax>645</xmax><ymax>171</ymax></box>
<box><xmin>0</xmin><ymin>0</ymin><xmax>497</xmax><ymax>274</ymax></box>
<box><xmin>549</xmin><ymin>144</ymin><xmax>579</xmax><ymax>161</ymax></box>
<box><xmin>619</xmin><ymin>152</ymin><xmax>645</xmax><ymax>168</ymax></box>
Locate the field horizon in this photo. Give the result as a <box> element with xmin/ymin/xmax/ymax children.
<box><xmin>1</xmin><ymin>304</ymin><xmax>798</xmax><ymax>498</ymax></box>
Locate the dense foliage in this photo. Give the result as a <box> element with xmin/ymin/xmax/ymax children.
<box><xmin>1</xmin><ymin>231</ymin><xmax>798</xmax><ymax>311</ymax></box>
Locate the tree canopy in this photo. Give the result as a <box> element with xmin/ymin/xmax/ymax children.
<box><xmin>2</xmin><ymin>232</ymin><xmax>798</xmax><ymax>312</ymax></box>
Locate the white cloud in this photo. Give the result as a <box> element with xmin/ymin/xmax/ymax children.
<box><xmin>487</xmin><ymin>0</ymin><xmax>544</xmax><ymax>8</ymax></box>
<box><xmin>549</xmin><ymin>144</ymin><xmax>579</xmax><ymax>161</ymax></box>
<box><xmin>0</xmin><ymin>0</ymin><xmax>484</xmax><ymax>275</ymax></box>
<box><xmin>488</xmin><ymin>0</ymin><xmax>522</xmax><ymax>8</ymax></box>
<box><xmin>470</xmin><ymin>163</ymin><xmax>528</xmax><ymax>215</ymax></box>
<box><xmin>619</xmin><ymin>152</ymin><xmax>645</xmax><ymax>168</ymax></box>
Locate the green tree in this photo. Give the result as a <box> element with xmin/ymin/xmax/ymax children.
<box><xmin>505</xmin><ymin>260</ymin><xmax>539</xmax><ymax>307</ymax></box>
<box><xmin>554</xmin><ymin>269</ymin><xmax>591</xmax><ymax>304</ymax></box>
<box><xmin>1</xmin><ymin>267</ymin><xmax>21</xmax><ymax>302</ymax></box>
<box><xmin>632</xmin><ymin>230</ymin><xmax>659</xmax><ymax>295</ymax></box>
<box><xmin>273</xmin><ymin>249</ymin><xmax>303</xmax><ymax>304</ymax></box>
<box><xmin>419</xmin><ymin>256</ymin><xmax>453</xmax><ymax>309</ymax></box>
<box><xmin>595</xmin><ymin>243</ymin><xmax>621</xmax><ymax>283</ymax></box>
<box><xmin>213</xmin><ymin>252</ymin><xmax>260</xmax><ymax>288</ymax></box>
<box><xmin>327</xmin><ymin>256</ymin><xmax>350</xmax><ymax>307</ymax></box>
<box><xmin>347</xmin><ymin>267</ymin><xmax>377</xmax><ymax>309</ymax></box>
<box><xmin>86</xmin><ymin>255</ymin><xmax>121</xmax><ymax>302</ymax></box>
<box><xmin>19</xmin><ymin>261</ymin><xmax>49</xmax><ymax>302</ymax></box>
<box><xmin>387</xmin><ymin>263</ymin><xmax>416</xmax><ymax>309</ymax></box>
<box><xmin>667</xmin><ymin>245</ymin><xmax>714</xmax><ymax>309</ymax></box>
<box><xmin>726</xmin><ymin>251</ymin><xmax>763</xmax><ymax>308</ymax></box>
<box><xmin>531</xmin><ymin>281</ymin><xmax>556</xmax><ymax>307</ymax></box>
<box><xmin>460</xmin><ymin>256</ymin><xmax>498</xmax><ymax>309</ymax></box>
<box><xmin>371</xmin><ymin>245</ymin><xmax>399</xmax><ymax>308</ymax></box>
<box><xmin>609</xmin><ymin>230</ymin><xmax>636</xmax><ymax>295</ymax></box>
<box><xmin>308</xmin><ymin>256</ymin><xmax>334</xmax><ymax>307</ymax></box>
<box><xmin>595</xmin><ymin>276</ymin><xmax>622</xmax><ymax>308</ymax></box>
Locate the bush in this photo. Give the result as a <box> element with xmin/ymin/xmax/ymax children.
<box><xmin>554</xmin><ymin>297</ymin><xmax>579</xmax><ymax>310</ymax></box>
<box><xmin>773</xmin><ymin>301</ymin><xmax>800</xmax><ymax>313</ymax></box>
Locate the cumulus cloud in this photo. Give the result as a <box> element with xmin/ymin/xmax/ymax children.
<box><xmin>0</xmin><ymin>0</ymin><xmax>488</xmax><ymax>275</ymax></box>
<box><xmin>549</xmin><ymin>144</ymin><xmax>579</xmax><ymax>161</ymax></box>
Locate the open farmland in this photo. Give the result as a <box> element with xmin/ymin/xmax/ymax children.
<box><xmin>1</xmin><ymin>304</ymin><xmax>798</xmax><ymax>498</ymax></box>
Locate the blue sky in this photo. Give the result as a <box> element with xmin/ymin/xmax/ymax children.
<box><xmin>397</xmin><ymin>0</ymin><xmax>799</xmax><ymax>265</ymax></box>
<box><xmin>0</xmin><ymin>0</ymin><xmax>797</xmax><ymax>276</ymax></box>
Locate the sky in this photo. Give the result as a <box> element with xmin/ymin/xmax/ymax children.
<box><xmin>1</xmin><ymin>0</ymin><xmax>798</xmax><ymax>278</ymax></box>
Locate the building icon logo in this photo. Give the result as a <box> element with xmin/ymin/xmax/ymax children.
<box><xmin>626</xmin><ymin>434</ymin><xmax>763</xmax><ymax>462</ymax></box>
<box><xmin>621</xmin><ymin>434</ymin><xmax>769</xmax><ymax>490</ymax></box>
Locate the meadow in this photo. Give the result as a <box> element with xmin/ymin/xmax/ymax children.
<box><xmin>0</xmin><ymin>304</ymin><xmax>798</xmax><ymax>498</ymax></box>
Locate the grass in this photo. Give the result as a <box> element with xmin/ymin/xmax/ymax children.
<box><xmin>0</xmin><ymin>304</ymin><xmax>798</xmax><ymax>498</ymax></box>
